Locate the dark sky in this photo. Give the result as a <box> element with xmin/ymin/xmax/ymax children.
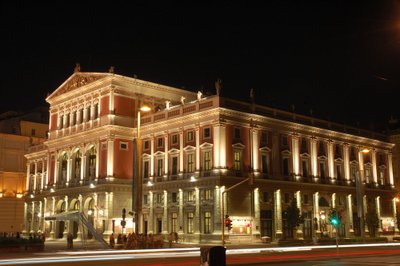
<box><xmin>1</xmin><ymin>1</ymin><xmax>400</xmax><ymax>131</ymax></box>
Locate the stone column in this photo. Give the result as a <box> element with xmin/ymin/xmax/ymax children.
<box><xmin>148</xmin><ymin>191</ymin><xmax>154</xmax><ymax>234</ymax></box>
<box><xmin>76</xmin><ymin>194</ymin><xmax>83</xmax><ymax>240</ymax></box>
<box><xmin>310</xmin><ymin>137</ymin><xmax>318</xmax><ymax>178</ymax></box>
<box><xmin>346</xmin><ymin>194</ymin><xmax>354</xmax><ymax>237</ymax></box>
<box><xmin>393</xmin><ymin>198</ymin><xmax>399</xmax><ymax>233</ymax></box>
<box><xmin>195</xmin><ymin>127</ymin><xmax>200</xmax><ymax>172</ymax></box>
<box><xmin>195</xmin><ymin>187</ymin><xmax>200</xmax><ymax>234</ymax></box>
<box><xmin>388</xmin><ymin>152</ymin><xmax>394</xmax><ymax>188</ymax></box>
<box><xmin>164</xmin><ymin>134</ymin><xmax>168</xmax><ymax>177</ymax></box>
<box><xmin>107</xmin><ymin>139</ymin><xmax>114</xmax><ymax>177</ymax></box>
<box><xmin>213</xmin><ymin>187</ymin><xmax>221</xmax><ymax>234</ymax></box>
<box><xmin>253</xmin><ymin>188</ymin><xmax>260</xmax><ymax>236</ymax></box>
<box><xmin>67</xmin><ymin>158</ymin><xmax>72</xmax><ymax>186</ymax></box>
<box><xmin>103</xmin><ymin>192</ymin><xmax>113</xmax><ymax>238</ymax></box>
<box><xmin>150</xmin><ymin>137</ymin><xmax>155</xmax><ymax>177</ymax></box>
<box><xmin>22</xmin><ymin>202</ymin><xmax>28</xmax><ymax>236</ymax></box>
<box><xmin>274</xmin><ymin>189</ymin><xmax>282</xmax><ymax>240</ymax></box>
<box><xmin>291</xmin><ymin>134</ymin><xmax>299</xmax><ymax>177</ymax></box>
<box><xmin>179</xmin><ymin>130</ymin><xmax>184</xmax><ymax>173</ymax></box>
<box><xmin>376</xmin><ymin>196</ymin><xmax>382</xmax><ymax>233</ymax></box>
<box><xmin>295</xmin><ymin>191</ymin><xmax>304</xmax><ymax>239</ymax></box>
<box><xmin>34</xmin><ymin>161</ymin><xmax>38</xmax><ymax>192</ymax></box>
<box><xmin>49</xmin><ymin>197</ymin><xmax>56</xmax><ymax>239</ymax></box>
<box><xmin>26</xmin><ymin>162</ymin><xmax>30</xmax><ymax>192</ymax></box>
<box><xmin>313</xmin><ymin>192</ymin><xmax>321</xmax><ymax>237</ymax></box>
<box><xmin>327</xmin><ymin>140</ymin><xmax>334</xmax><ymax>179</ymax></box>
<box><xmin>163</xmin><ymin>191</ymin><xmax>168</xmax><ymax>234</ymax></box>
<box><xmin>179</xmin><ymin>189</ymin><xmax>184</xmax><ymax>234</ymax></box>
<box><xmin>371</xmin><ymin>149</ymin><xmax>378</xmax><ymax>185</ymax></box>
<box><xmin>343</xmin><ymin>144</ymin><xmax>350</xmax><ymax>182</ymax></box>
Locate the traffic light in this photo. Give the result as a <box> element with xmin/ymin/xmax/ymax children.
<box><xmin>328</xmin><ymin>208</ymin><xmax>341</xmax><ymax>226</ymax></box>
<box><xmin>225</xmin><ymin>215</ymin><xmax>232</xmax><ymax>231</ymax></box>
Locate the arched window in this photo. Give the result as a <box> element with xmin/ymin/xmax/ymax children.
<box><xmin>73</xmin><ymin>150</ymin><xmax>82</xmax><ymax>181</ymax></box>
<box><xmin>86</xmin><ymin>146</ymin><xmax>96</xmax><ymax>180</ymax></box>
<box><xmin>60</xmin><ymin>153</ymin><xmax>68</xmax><ymax>183</ymax></box>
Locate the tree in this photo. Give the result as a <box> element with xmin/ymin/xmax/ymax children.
<box><xmin>285</xmin><ymin>198</ymin><xmax>304</xmax><ymax>238</ymax></box>
<box><xmin>365</xmin><ymin>205</ymin><xmax>380</xmax><ymax>237</ymax></box>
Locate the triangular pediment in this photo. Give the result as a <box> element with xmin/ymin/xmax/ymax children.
<box><xmin>46</xmin><ymin>72</ymin><xmax>110</xmax><ymax>103</ymax></box>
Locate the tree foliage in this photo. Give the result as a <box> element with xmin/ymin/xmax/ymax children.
<box><xmin>365</xmin><ymin>205</ymin><xmax>380</xmax><ymax>237</ymax></box>
<box><xmin>285</xmin><ymin>198</ymin><xmax>305</xmax><ymax>232</ymax></box>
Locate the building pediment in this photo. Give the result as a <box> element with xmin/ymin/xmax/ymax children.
<box><xmin>46</xmin><ymin>72</ymin><xmax>110</xmax><ymax>103</ymax></box>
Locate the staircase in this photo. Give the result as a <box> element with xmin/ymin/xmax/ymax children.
<box><xmin>78</xmin><ymin>212</ymin><xmax>110</xmax><ymax>249</ymax></box>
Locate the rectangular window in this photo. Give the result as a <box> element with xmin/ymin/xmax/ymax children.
<box><xmin>261</xmin><ymin>154</ymin><xmax>269</xmax><ymax>175</ymax></box>
<box><xmin>144</xmin><ymin>140</ymin><xmax>149</xmax><ymax>150</ymax></box>
<box><xmin>188</xmin><ymin>190</ymin><xmax>195</xmax><ymax>201</ymax></box>
<box><xmin>156</xmin><ymin>193</ymin><xmax>162</xmax><ymax>204</ymax></box>
<box><xmin>172</xmin><ymin>157</ymin><xmax>178</xmax><ymax>175</ymax></box>
<box><xmin>120</xmin><ymin>142</ymin><xmax>128</xmax><ymax>150</ymax></box>
<box><xmin>59</xmin><ymin>115</ymin><xmax>63</xmax><ymax>129</ymax></box>
<box><xmin>79</xmin><ymin>109</ymin><xmax>83</xmax><ymax>123</ymax></box>
<box><xmin>319</xmin><ymin>162</ymin><xmax>326</xmax><ymax>179</ymax></box>
<box><xmin>301</xmin><ymin>159</ymin><xmax>308</xmax><ymax>177</ymax></box>
<box><xmin>203</xmin><ymin>128</ymin><xmax>211</xmax><ymax>139</ymax></box>
<box><xmin>31</xmin><ymin>129</ymin><xmax>36</xmax><ymax>136</ymax></box>
<box><xmin>234</xmin><ymin>151</ymin><xmax>241</xmax><ymax>170</ymax></box>
<box><xmin>204</xmin><ymin>211</ymin><xmax>211</xmax><ymax>234</ymax></box>
<box><xmin>234</xmin><ymin>127</ymin><xmax>241</xmax><ymax>139</ymax></box>
<box><xmin>143</xmin><ymin>161</ymin><xmax>149</xmax><ymax>179</ymax></box>
<box><xmin>72</xmin><ymin>111</ymin><xmax>76</xmax><ymax>125</ymax></box>
<box><xmin>157</xmin><ymin>158</ymin><xmax>163</xmax><ymax>176</ymax></box>
<box><xmin>171</xmin><ymin>134</ymin><xmax>178</xmax><ymax>145</ymax></box>
<box><xmin>284</xmin><ymin>193</ymin><xmax>290</xmax><ymax>204</ymax></box>
<box><xmin>281</xmin><ymin>135</ymin><xmax>288</xmax><ymax>147</ymax></box>
<box><xmin>187</xmin><ymin>131</ymin><xmax>194</xmax><ymax>142</ymax></box>
<box><xmin>365</xmin><ymin>168</ymin><xmax>371</xmax><ymax>183</ymax></box>
<box><xmin>65</xmin><ymin>113</ymin><xmax>70</xmax><ymax>127</ymax></box>
<box><xmin>261</xmin><ymin>131</ymin><xmax>268</xmax><ymax>146</ymax></box>
<box><xmin>172</xmin><ymin>192</ymin><xmax>177</xmax><ymax>203</ymax></box>
<box><xmin>172</xmin><ymin>213</ymin><xmax>178</xmax><ymax>233</ymax></box>
<box><xmin>336</xmin><ymin>164</ymin><xmax>342</xmax><ymax>180</ymax></box>
<box><xmin>204</xmin><ymin>189</ymin><xmax>211</xmax><ymax>200</ymax></box>
<box><xmin>282</xmin><ymin>158</ymin><xmax>289</xmax><ymax>176</ymax></box>
<box><xmin>157</xmin><ymin>138</ymin><xmax>163</xmax><ymax>148</ymax></box>
<box><xmin>203</xmin><ymin>151</ymin><xmax>211</xmax><ymax>171</ymax></box>
<box><xmin>94</xmin><ymin>104</ymin><xmax>99</xmax><ymax>119</ymax></box>
<box><xmin>143</xmin><ymin>194</ymin><xmax>148</xmax><ymax>205</ymax></box>
<box><xmin>263</xmin><ymin>191</ymin><xmax>269</xmax><ymax>202</ymax></box>
<box><xmin>350</xmin><ymin>165</ymin><xmax>357</xmax><ymax>182</ymax></box>
<box><xmin>187</xmin><ymin>154</ymin><xmax>194</xmax><ymax>173</ymax></box>
<box><xmin>86</xmin><ymin>106</ymin><xmax>91</xmax><ymax>121</ymax></box>
<box><xmin>303</xmin><ymin>194</ymin><xmax>309</xmax><ymax>204</ymax></box>
<box><xmin>187</xmin><ymin>213</ymin><xmax>194</xmax><ymax>234</ymax></box>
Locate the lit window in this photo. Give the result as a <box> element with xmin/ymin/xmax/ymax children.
<box><xmin>234</xmin><ymin>151</ymin><xmax>241</xmax><ymax>170</ymax></box>
<box><xmin>187</xmin><ymin>154</ymin><xmax>194</xmax><ymax>173</ymax></box>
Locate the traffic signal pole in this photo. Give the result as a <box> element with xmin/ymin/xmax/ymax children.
<box><xmin>221</xmin><ymin>177</ymin><xmax>251</xmax><ymax>246</ymax></box>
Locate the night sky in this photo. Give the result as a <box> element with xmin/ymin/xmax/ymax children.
<box><xmin>1</xmin><ymin>1</ymin><xmax>400</xmax><ymax>132</ymax></box>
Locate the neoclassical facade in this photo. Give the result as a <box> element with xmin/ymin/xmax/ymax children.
<box><xmin>24</xmin><ymin>71</ymin><xmax>398</xmax><ymax>244</ymax></box>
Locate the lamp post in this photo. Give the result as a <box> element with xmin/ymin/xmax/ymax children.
<box><xmin>132</xmin><ymin>105</ymin><xmax>151</xmax><ymax>234</ymax></box>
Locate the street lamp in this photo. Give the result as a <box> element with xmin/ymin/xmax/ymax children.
<box><xmin>132</xmin><ymin>104</ymin><xmax>151</xmax><ymax>234</ymax></box>
<box><xmin>356</xmin><ymin>148</ymin><xmax>370</xmax><ymax>243</ymax></box>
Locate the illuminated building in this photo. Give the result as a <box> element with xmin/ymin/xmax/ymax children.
<box><xmin>24</xmin><ymin>70</ymin><xmax>397</xmax><ymax>243</ymax></box>
<box><xmin>0</xmin><ymin>109</ymin><xmax>48</xmax><ymax>234</ymax></box>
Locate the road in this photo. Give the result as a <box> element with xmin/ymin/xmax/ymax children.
<box><xmin>1</xmin><ymin>243</ymin><xmax>400</xmax><ymax>265</ymax></box>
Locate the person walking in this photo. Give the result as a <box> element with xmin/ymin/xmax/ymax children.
<box><xmin>67</xmin><ymin>232</ymin><xmax>73</xmax><ymax>249</ymax></box>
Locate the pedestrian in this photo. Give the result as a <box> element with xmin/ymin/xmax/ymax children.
<box><xmin>109</xmin><ymin>233</ymin><xmax>115</xmax><ymax>248</ymax></box>
<box><xmin>67</xmin><ymin>232</ymin><xmax>73</xmax><ymax>249</ymax></box>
